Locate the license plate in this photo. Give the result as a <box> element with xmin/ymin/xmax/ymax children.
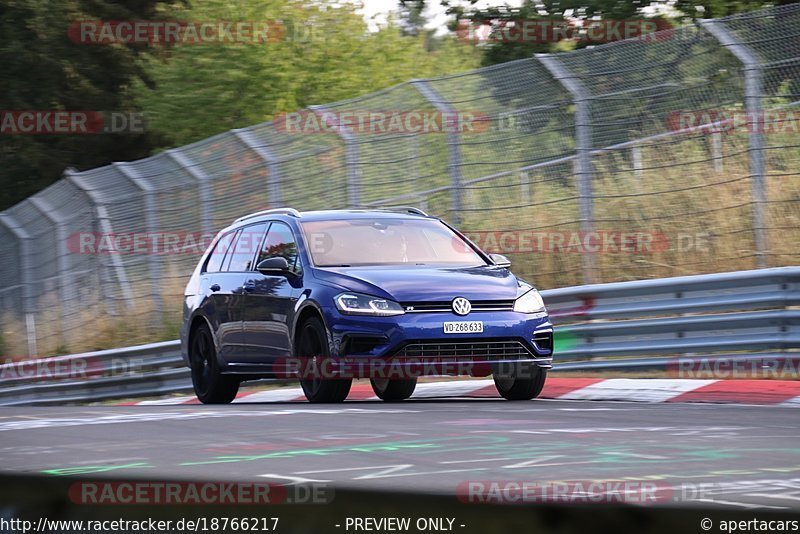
<box><xmin>443</xmin><ymin>321</ymin><xmax>484</xmax><ymax>334</ymax></box>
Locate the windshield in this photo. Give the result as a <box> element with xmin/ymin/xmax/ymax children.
<box><xmin>300</xmin><ymin>218</ymin><xmax>486</xmax><ymax>267</ymax></box>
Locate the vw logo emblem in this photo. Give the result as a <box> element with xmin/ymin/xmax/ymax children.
<box><xmin>452</xmin><ymin>297</ymin><xmax>472</xmax><ymax>316</ymax></box>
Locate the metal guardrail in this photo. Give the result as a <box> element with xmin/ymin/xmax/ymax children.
<box><xmin>0</xmin><ymin>267</ymin><xmax>798</xmax><ymax>405</ymax></box>
<box><xmin>546</xmin><ymin>266</ymin><xmax>800</xmax><ymax>371</ymax></box>
<box><xmin>0</xmin><ymin>341</ymin><xmax>188</xmax><ymax>406</ymax></box>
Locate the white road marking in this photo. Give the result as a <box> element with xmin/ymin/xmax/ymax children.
<box><xmin>780</xmin><ymin>396</ymin><xmax>800</xmax><ymax>407</ymax></box>
<box><xmin>0</xmin><ymin>408</ymin><xmax>420</xmax><ymax>432</ymax></box>
<box><xmin>293</xmin><ymin>464</ymin><xmax>488</xmax><ymax>480</ymax></box>
<box><xmin>690</xmin><ymin>498</ymin><xmax>786</xmax><ymax>510</ymax></box>
<box><xmin>744</xmin><ymin>493</ymin><xmax>800</xmax><ymax>502</ymax></box>
<box><xmin>439</xmin><ymin>457</ymin><xmax>516</xmax><ymax>464</ymax></box>
<box><xmin>411</xmin><ymin>380</ymin><xmax>493</xmax><ymax>398</ymax></box>
<box><xmin>237</xmin><ymin>389</ymin><xmax>305</xmax><ymax>403</ymax></box>
<box><xmin>502</xmin><ymin>455</ymin><xmax>567</xmax><ymax>468</ymax></box>
<box><xmin>558</xmin><ymin>379</ymin><xmax>717</xmax><ymax>403</ymax></box>
<box><xmin>136</xmin><ymin>397</ymin><xmax>195</xmax><ymax>405</ymax></box>
<box><xmin>259</xmin><ymin>473</ymin><xmax>331</xmax><ymax>484</ymax></box>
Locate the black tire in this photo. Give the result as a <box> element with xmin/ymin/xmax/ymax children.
<box><xmin>493</xmin><ymin>363</ymin><xmax>547</xmax><ymax>401</ymax></box>
<box><xmin>190</xmin><ymin>322</ymin><xmax>240</xmax><ymax>404</ymax></box>
<box><xmin>297</xmin><ymin>317</ymin><xmax>352</xmax><ymax>403</ymax></box>
<box><xmin>370</xmin><ymin>378</ymin><xmax>417</xmax><ymax>401</ymax></box>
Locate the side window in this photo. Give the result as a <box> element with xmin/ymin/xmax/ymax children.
<box><xmin>221</xmin><ymin>230</ymin><xmax>240</xmax><ymax>272</ymax></box>
<box><xmin>257</xmin><ymin>222</ymin><xmax>300</xmax><ymax>272</ymax></box>
<box><xmin>204</xmin><ymin>232</ymin><xmax>235</xmax><ymax>273</ymax></box>
<box><xmin>227</xmin><ymin>223</ymin><xmax>268</xmax><ymax>272</ymax></box>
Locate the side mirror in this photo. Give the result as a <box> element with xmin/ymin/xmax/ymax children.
<box><xmin>256</xmin><ymin>256</ymin><xmax>292</xmax><ymax>276</ymax></box>
<box><xmin>489</xmin><ymin>253</ymin><xmax>511</xmax><ymax>268</ymax></box>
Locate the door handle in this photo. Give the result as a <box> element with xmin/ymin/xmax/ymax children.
<box><xmin>243</xmin><ymin>282</ymin><xmax>256</xmax><ymax>292</ymax></box>
<box><xmin>210</xmin><ymin>284</ymin><xmax>221</xmax><ymax>292</ymax></box>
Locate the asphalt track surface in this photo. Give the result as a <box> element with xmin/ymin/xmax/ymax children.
<box><xmin>2</xmin><ymin>398</ymin><xmax>800</xmax><ymax>510</ymax></box>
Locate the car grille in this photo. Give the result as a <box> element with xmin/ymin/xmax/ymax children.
<box><xmin>394</xmin><ymin>340</ymin><xmax>534</xmax><ymax>359</ymax></box>
<box><xmin>401</xmin><ymin>300</ymin><xmax>515</xmax><ymax>313</ymax></box>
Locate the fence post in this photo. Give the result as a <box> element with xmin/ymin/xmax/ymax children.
<box><xmin>28</xmin><ymin>196</ymin><xmax>72</xmax><ymax>347</ymax></box>
<box><xmin>631</xmin><ymin>145</ymin><xmax>643</xmax><ymax>182</ymax></box>
<box><xmin>412</xmin><ymin>80</ymin><xmax>463</xmax><ymax>225</ymax></box>
<box><xmin>66</xmin><ymin>170</ymin><xmax>135</xmax><ymax>313</ymax></box>
<box><xmin>310</xmin><ymin>106</ymin><xmax>360</xmax><ymax>208</ymax></box>
<box><xmin>232</xmin><ymin>128</ymin><xmax>283</xmax><ymax>207</ymax></box>
<box><xmin>537</xmin><ymin>54</ymin><xmax>596</xmax><ymax>284</ymax></box>
<box><xmin>711</xmin><ymin>132</ymin><xmax>724</xmax><ymax>173</ymax></box>
<box><xmin>520</xmin><ymin>171</ymin><xmax>531</xmax><ymax>204</ymax></box>
<box><xmin>114</xmin><ymin>163</ymin><xmax>163</xmax><ymax>322</ymax></box>
<box><xmin>166</xmin><ymin>149</ymin><xmax>214</xmax><ymax>236</ymax></box>
<box><xmin>700</xmin><ymin>19</ymin><xmax>767</xmax><ymax>268</ymax></box>
<box><xmin>0</xmin><ymin>214</ymin><xmax>36</xmax><ymax>356</ymax></box>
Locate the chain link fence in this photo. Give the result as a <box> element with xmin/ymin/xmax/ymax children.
<box><xmin>2</xmin><ymin>5</ymin><xmax>800</xmax><ymax>356</ymax></box>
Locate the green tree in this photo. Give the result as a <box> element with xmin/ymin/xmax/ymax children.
<box><xmin>406</xmin><ymin>0</ymin><xmax>798</xmax><ymax>66</ymax></box>
<box><xmin>673</xmin><ymin>0</ymin><xmax>799</xmax><ymax>19</ymax></box>
<box><xmin>444</xmin><ymin>0</ymin><xmax>669</xmax><ymax>66</ymax></box>
<box><xmin>134</xmin><ymin>0</ymin><xmax>480</xmax><ymax>147</ymax></box>
<box><xmin>0</xmin><ymin>0</ymin><xmax>175</xmax><ymax>210</ymax></box>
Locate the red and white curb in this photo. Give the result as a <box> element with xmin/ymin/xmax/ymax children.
<box><xmin>125</xmin><ymin>378</ymin><xmax>800</xmax><ymax>406</ymax></box>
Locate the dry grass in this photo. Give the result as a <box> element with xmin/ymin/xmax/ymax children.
<box><xmin>1</xmin><ymin>265</ymin><xmax>185</xmax><ymax>358</ymax></box>
<box><xmin>459</xmin><ymin>133</ymin><xmax>800</xmax><ymax>289</ymax></box>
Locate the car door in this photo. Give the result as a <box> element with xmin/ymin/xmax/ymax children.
<box><xmin>199</xmin><ymin>230</ymin><xmax>242</xmax><ymax>362</ymax></box>
<box><xmin>217</xmin><ymin>223</ymin><xmax>268</xmax><ymax>363</ymax></box>
<box><xmin>241</xmin><ymin>221</ymin><xmax>302</xmax><ymax>364</ymax></box>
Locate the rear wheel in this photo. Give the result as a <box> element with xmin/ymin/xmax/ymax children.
<box><xmin>297</xmin><ymin>317</ymin><xmax>352</xmax><ymax>403</ymax></box>
<box><xmin>493</xmin><ymin>363</ymin><xmax>547</xmax><ymax>401</ymax></box>
<box><xmin>370</xmin><ymin>378</ymin><xmax>417</xmax><ymax>401</ymax></box>
<box><xmin>190</xmin><ymin>323</ymin><xmax>240</xmax><ymax>404</ymax></box>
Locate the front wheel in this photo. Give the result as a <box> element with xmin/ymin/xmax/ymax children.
<box><xmin>370</xmin><ymin>378</ymin><xmax>417</xmax><ymax>401</ymax></box>
<box><xmin>297</xmin><ymin>317</ymin><xmax>352</xmax><ymax>403</ymax></box>
<box><xmin>190</xmin><ymin>323</ymin><xmax>240</xmax><ymax>404</ymax></box>
<box><xmin>493</xmin><ymin>363</ymin><xmax>547</xmax><ymax>401</ymax></box>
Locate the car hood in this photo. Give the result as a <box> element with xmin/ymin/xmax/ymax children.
<box><xmin>311</xmin><ymin>264</ymin><xmax>522</xmax><ymax>302</ymax></box>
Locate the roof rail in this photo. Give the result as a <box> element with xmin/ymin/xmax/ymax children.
<box><xmin>374</xmin><ymin>206</ymin><xmax>430</xmax><ymax>217</ymax></box>
<box><xmin>234</xmin><ymin>208</ymin><xmax>301</xmax><ymax>224</ymax></box>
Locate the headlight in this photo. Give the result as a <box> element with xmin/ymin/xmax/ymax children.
<box><xmin>335</xmin><ymin>292</ymin><xmax>405</xmax><ymax>316</ymax></box>
<box><xmin>514</xmin><ymin>289</ymin><xmax>546</xmax><ymax>314</ymax></box>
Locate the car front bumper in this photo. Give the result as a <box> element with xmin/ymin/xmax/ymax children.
<box><xmin>317</xmin><ymin>307</ymin><xmax>553</xmax><ymax>378</ymax></box>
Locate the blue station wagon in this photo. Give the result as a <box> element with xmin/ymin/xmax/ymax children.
<box><xmin>181</xmin><ymin>208</ymin><xmax>553</xmax><ymax>403</ymax></box>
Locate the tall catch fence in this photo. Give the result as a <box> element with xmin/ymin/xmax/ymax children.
<box><xmin>2</xmin><ymin>6</ymin><xmax>799</xmax><ymax>355</ymax></box>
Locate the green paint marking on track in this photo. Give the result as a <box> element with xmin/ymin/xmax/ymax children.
<box><xmin>181</xmin><ymin>435</ymin><xmax>511</xmax><ymax>466</ymax></box>
<box><xmin>42</xmin><ymin>462</ymin><xmax>153</xmax><ymax>476</ymax></box>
